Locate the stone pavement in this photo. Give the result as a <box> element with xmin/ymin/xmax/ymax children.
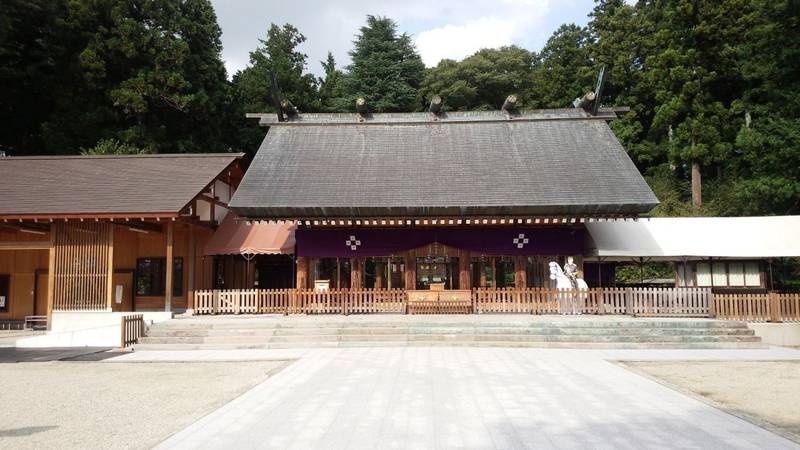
<box><xmin>113</xmin><ymin>346</ymin><xmax>800</xmax><ymax>450</ymax></box>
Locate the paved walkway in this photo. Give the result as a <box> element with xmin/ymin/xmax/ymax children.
<box><xmin>112</xmin><ymin>346</ymin><xmax>800</xmax><ymax>450</ymax></box>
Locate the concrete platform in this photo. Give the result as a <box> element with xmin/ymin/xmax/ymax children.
<box><xmin>144</xmin><ymin>346</ymin><xmax>800</xmax><ymax>450</ymax></box>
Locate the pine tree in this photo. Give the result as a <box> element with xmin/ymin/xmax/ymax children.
<box><xmin>335</xmin><ymin>16</ymin><xmax>425</xmax><ymax>112</ymax></box>
<box><xmin>318</xmin><ymin>52</ymin><xmax>343</xmax><ymax>112</ymax></box>
<box><xmin>233</xmin><ymin>23</ymin><xmax>319</xmax><ymax>114</ymax></box>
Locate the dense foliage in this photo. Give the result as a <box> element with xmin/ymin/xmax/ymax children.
<box><xmin>1</xmin><ymin>1</ymin><xmax>798</xmax><ymax>218</ymax></box>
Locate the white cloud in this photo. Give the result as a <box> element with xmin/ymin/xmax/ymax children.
<box><xmin>413</xmin><ymin>0</ymin><xmax>551</xmax><ymax>67</ymax></box>
<box><xmin>415</xmin><ymin>18</ymin><xmax>516</xmax><ymax>66</ymax></box>
<box><xmin>211</xmin><ymin>0</ymin><xmax>571</xmax><ymax>77</ymax></box>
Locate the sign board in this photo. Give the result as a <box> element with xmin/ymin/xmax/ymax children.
<box><xmin>115</xmin><ymin>285</ymin><xmax>123</xmax><ymax>304</ymax></box>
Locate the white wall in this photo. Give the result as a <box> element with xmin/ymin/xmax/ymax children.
<box><xmin>15</xmin><ymin>311</ymin><xmax>173</xmax><ymax>348</ymax></box>
<box><xmin>749</xmin><ymin>323</ymin><xmax>800</xmax><ymax>347</ymax></box>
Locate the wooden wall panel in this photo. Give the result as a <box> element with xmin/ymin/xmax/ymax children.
<box><xmin>52</xmin><ymin>222</ymin><xmax>112</xmax><ymax>310</ymax></box>
<box><xmin>0</xmin><ymin>248</ymin><xmax>49</xmax><ymax>320</ymax></box>
<box><xmin>110</xmin><ymin>223</ymin><xmax>213</xmax><ymax>311</ymax></box>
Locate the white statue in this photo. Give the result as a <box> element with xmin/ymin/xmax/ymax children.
<box><xmin>549</xmin><ymin>261</ymin><xmax>588</xmax><ymax>314</ymax></box>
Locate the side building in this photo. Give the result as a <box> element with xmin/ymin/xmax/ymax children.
<box><xmin>0</xmin><ymin>153</ymin><xmax>243</xmax><ymax>331</ymax></box>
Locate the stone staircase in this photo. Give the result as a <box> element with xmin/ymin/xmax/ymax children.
<box><xmin>134</xmin><ymin>315</ymin><xmax>764</xmax><ymax>350</ymax></box>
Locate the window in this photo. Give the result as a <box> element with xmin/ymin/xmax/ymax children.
<box><xmin>695</xmin><ymin>261</ymin><xmax>761</xmax><ymax>288</ymax></box>
<box><xmin>728</xmin><ymin>263</ymin><xmax>745</xmax><ymax>286</ymax></box>
<box><xmin>136</xmin><ymin>258</ymin><xmax>183</xmax><ymax>296</ymax></box>
<box><xmin>363</xmin><ymin>257</ymin><xmax>404</xmax><ymax>289</ymax></box>
<box><xmin>696</xmin><ymin>263</ymin><xmax>712</xmax><ymax>287</ymax></box>
<box><xmin>0</xmin><ymin>274</ymin><xmax>9</xmax><ymax>312</ymax></box>
<box><xmin>745</xmin><ymin>262</ymin><xmax>761</xmax><ymax>286</ymax></box>
<box><xmin>676</xmin><ymin>263</ymin><xmax>694</xmax><ymax>287</ymax></box>
<box><xmin>311</xmin><ymin>258</ymin><xmax>351</xmax><ymax>290</ymax></box>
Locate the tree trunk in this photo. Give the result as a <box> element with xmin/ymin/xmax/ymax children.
<box><xmin>691</xmin><ymin>161</ymin><xmax>702</xmax><ymax>209</ymax></box>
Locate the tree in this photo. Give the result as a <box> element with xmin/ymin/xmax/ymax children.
<box><xmin>726</xmin><ymin>0</ymin><xmax>800</xmax><ymax>215</ymax></box>
<box><xmin>39</xmin><ymin>0</ymin><xmax>234</xmax><ymax>154</ymax></box>
<box><xmin>529</xmin><ymin>24</ymin><xmax>596</xmax><ymax>109</ymax></box>
<box><xmin>335</xmin><ymin>16</ymin><xmax>424</xmax><ymax>112</ymax></box>
<box><xmin>234</xmin><ymin>23</ymin><xmax>318</xmax><ymax>114</ymax></box>
<box><xmin>80</xmin><ymin>138</ymin><xmax>148</xmax><ymax>155</ymax></box>
<box><xmin>419</xmin><ymin>46</ymin><xmax>537</xmax><ymax>111</ymax></box>
<box><xmin>318</xmin><ymin>52</ymin><xmax>343</xmax><ymax>112</ymax></box>
<box><xmin>0</xmin><ymin>0</ymin><xmax>70</xmax><ymax>155</ymax></box>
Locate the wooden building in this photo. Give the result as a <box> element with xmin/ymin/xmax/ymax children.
<box><xmin>584</xmin><ymin>216</ymin><xmax>800</xmax><ymax>291</ymax></box>
<box><xmin>0</xmin><ymin>153</ymin><xmax>243</xmax><ymax>327</ymax></box>
<box><xmin>232</xmin><ymin>105</ymin><xmax>659</xmax><ymax>291</ymax></box>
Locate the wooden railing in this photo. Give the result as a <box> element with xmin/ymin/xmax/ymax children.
<box><xmin>715</xmin><ymin>292</ymin><xmax>800</xmax><ymax>322</ymax></box>
<box><xmin>121</xmin><ymin>314</ymin><xmax>144</xmax><ymax>348</ymax></box>
<box><xmin>193</xmin><ymin>287</ymin><xmax>721</xmax><ymax>318</ymax></box>
<box><xmin>471</xmin><ymin>287</ymin><xmax>711</xmax><ymax>316</ymax></box>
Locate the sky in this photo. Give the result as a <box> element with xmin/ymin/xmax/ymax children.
<box><xmin>210</xmin><ymin>0</ymin><xmax>597</xmax><ymax>78</ymax></box>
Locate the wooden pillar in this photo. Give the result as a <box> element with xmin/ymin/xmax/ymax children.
<box><xmin>375</xmin><ymin>260</ymin><xmax>384</xmax><ymax>289</ymax></box>
<box><xmin>459</xmin><ymin>250</ymin><xmax>471</xmax><ymax>290</ymax></box>
<box><xmin>479</xmin><ymin>259</ymin><xmax>487</xmax><ymax>288</ymax></box>
<box><xmin>351</xmin><ymin>257</ymin><xmax>362</xmax><ymax>289</ymax></box>
<box><xmin>106</xmin><ymin>224</ymin><xmax>114</xmax><ymax>311</ymax></box>
<box><xmin>515</xmin><ymin>256</ymin><xmax>527</xmax><ymax>289</ymax></box>
<box><xmin>165</xmin><ymin>221</ymin><xmax>174</xmax><ymax>312</ymax></box>
<box><xmin>187</xmin><ymin>224</ymin><xmax>196</xmax><ymax>312</ymax></box>
<box><xmin>574</xmin><ymin>255</ymin><xmax>584</xmax><ymax>279</ymax></box>
<box><xmin>46</xmin><ymin>235</ymin><xmax>56</xmax><ymax>328</ymax></box>
<box><xmin>404</xmin><ymin>251</ymin><xmax>416</xmax><ymax>290</ymax></box>
<box><xmin>296</xmin><ymin>256</ymin><xmax>309</xmax><ymax>289</ymax></box>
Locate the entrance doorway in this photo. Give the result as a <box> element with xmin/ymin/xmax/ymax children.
<box><xmin>416</xmin><ymin>256</ymin><xmax>459</xmax><ymax>290</ymax></box>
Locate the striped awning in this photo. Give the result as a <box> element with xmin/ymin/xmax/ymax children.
<box><xmin>204</xmin><ymin>214</ymin><xmax>295</xmax><ymax>256</ymax></box>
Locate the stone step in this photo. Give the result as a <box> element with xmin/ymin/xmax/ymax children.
<box><xmin>133</xmin><ymin>340</ymin><xmax>765</xmax><ymax>351</ymax></box>
<box><xmin>146</xmin><ymin>325</ymin><xmax>755</xmax><ymax>338</ymax></box>
<box><xmin>153</xmin><ymin>319</ymin><xmax>750</xmax><ymax>331</ymax></box>
<box><xmin>139</xmin><ymin>332</ymin><xmax>761</xmax><ymax>345</ymax></box>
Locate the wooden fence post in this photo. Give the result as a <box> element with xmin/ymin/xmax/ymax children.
<box><xmin>768</xmin><ymin>291</ymin><xmax>782</xmax><ymax>323</ymax></box>
<box><xmin>707</xmin><ymin>289</ymin><xmax>716</xmax><ymax>318</ymax></box>
<box><xmin>625</xmin><ymin>288</ymin><xmax>633</xmax><ymax>316</ymax></box>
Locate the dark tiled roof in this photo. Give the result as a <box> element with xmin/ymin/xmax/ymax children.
<box><xmin>230</xmin><ymin>110</ymin><xmax>659</xmax><ymax>219</ymax></box>
<box><xmin>0</xmin><ymin>153</ymin><xmax>242</xmax><ymax>218</ymax></box>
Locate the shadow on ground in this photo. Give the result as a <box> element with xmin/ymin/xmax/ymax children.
<box><xmin>0</xmin><ymin>347</ymin><xmax>115</xmax><ymax>363</ymax></box>
<box><xmin>0</xmin><ymin>426</ymin><xmax>59</xmax><ymax>437</ymax></box>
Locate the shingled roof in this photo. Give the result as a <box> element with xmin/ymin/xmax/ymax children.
<box><xmin>230</xmin><ymin>109</ymin><xmax>659</xmax><ymax>219</ymax></box>
<box><xmin>0</xmin><ymin>153</ymin><xmax>242</xmax><ymax>219</ymax></box>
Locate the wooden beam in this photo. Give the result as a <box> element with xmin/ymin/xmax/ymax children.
<box><xmin>187</xmin><ymin>224</ymin><xmax>196</xmax><ymax>313</ymax></box>
<box><xmin>110</xmin><ymin>220</ymin><xmax>162</xmax><ymax>233</ymax></box>
<box><xmin>515</xmin><ymin>256</ymin><xmax>527</xmax><ymax>289</ymax></box>
<box><xmin>0</xmin><ymin>241</ymin><xmax>52</xmax><ymax>251</ymax></box>
<box><xmin>106</xmin><ymin>224</ymin><xmax>115</xmax><ymax>311</ymax></box>
<box><xmin>200</xmin><ymin>195</ymin><xmax>228</xmax><ymax>209</ymax></box>
<box><xmin>46</xmin><ymin>234</ymin><xmax>56</xmax><ymax>328</ymax></box>
<box><xmin>165</xmin><ymin>221</ymin><xmax>174</xmax><ymax>312</ymax></box>
<box><xmin>296</xmin><ymin>256</ymin><xmax>308</xmax><ymax>289</ymax></box>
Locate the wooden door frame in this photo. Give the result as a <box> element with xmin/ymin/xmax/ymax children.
<box><xmin>114</xmin><ymin>269</ymin><xmax>135</xmax><ymax>311</ymax></box>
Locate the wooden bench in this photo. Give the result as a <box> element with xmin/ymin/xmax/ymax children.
<box><xmin>407</xmin><ymin>290</ymin><xmax>472</xmax><ymax>314</ymax></box>
<box><xmin>24</xmin><ymin>315</ymin><xmax>48</xmax><ymax>330</ymax></box>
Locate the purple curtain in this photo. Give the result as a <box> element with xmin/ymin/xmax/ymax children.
<box><xmin>296</xmin><ymin>227</ymin><xmax>584</xmax><ymax>257</ymax></box>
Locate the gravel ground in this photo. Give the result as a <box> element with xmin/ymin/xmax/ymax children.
<box><xmin>622</xmin><ymin>360</ymin><xmax>800</xmax><ymax>442</ymax></box>
<box><xmin>0</xmin><ymin>360</ymin><xmax>290</xmax><ymax>449</ymax></box>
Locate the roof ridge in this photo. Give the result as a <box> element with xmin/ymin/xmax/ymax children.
<box><xmin>0</xmin><ymin>153</ymin><xmax>244</xmax><ymax>160</ymax></box>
